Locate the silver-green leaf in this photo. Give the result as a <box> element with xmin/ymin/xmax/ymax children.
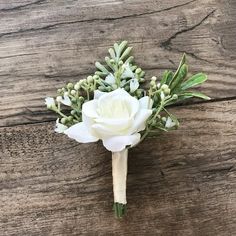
<box><xmin>181</xmin><ymin>73</ymin><xmax>207</xmax><ymax>90</ymax></box>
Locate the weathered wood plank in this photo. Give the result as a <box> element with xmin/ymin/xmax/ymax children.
<box><xmin>0</xmin><ymin>100</ymin><xmax>235</xmax><ymax>235</ymax></box>
<box><xmin>1</xmin><ymin>0</ymin><xmax>236</xmax><ymax>126</ymax></box>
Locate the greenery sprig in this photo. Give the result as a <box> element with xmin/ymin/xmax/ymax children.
<box><xmin>46</xmin><ymin>41</ymin><xmax>209</xmax><ymax>138</ymax></box>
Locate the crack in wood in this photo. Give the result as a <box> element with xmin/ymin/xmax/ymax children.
<box><xmin>160</xmin><ymin>9</ymin><xmax>216</xmax><ymax>50</ymax></box>
<box><xmin>0</xmin><ymin>0</ymin><xmax>197</xmax><ymax>39</ymax></box>
<box><xmin>159</xmin><ymin>9</ymin><xmax>236</xmax><ymax>70</ymax></box>
<box><xmin>0</xmin><ymin>0</ymin><xmax>46</xmax><ymax>12</ymax></box>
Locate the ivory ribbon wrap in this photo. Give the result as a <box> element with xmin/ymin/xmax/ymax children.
<box><xmin>112</xmin><ymin>149</ymin><xmax>128</xmax><ymax>204</ymax></box>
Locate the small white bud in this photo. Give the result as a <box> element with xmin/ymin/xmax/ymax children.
<box><xmin>164</xmin><ymin>88</ymin><xmax>170</xmax><ymax>95</ymax></box>
<box><xmin>74</xmin><ymin>83</ymin><xmax>80</xmax><ymax>90</ymax></box>
<box><xmin>150</xmin><ymin>81</ymin><xmax>156</xmax><ymax>87</ymax></box>
<box><xmin>71</xmin><ymin>90</ymin><xmax>76</xmax><ymax>96</ymax></box>
<box><xmin>93</xmin><ymin>75</ymin><xmax>99</xmax><ymax>80</ymax></box>
<box><xmin>61</xmin><ymin>117</ymin><xmax>67</xmax><ymax>124</ymax></box>
<box><xmin>161</xmin><ymin>84</ymin><xmax>169</xmax><ymax>90</ymax></box>
<box><xmin>56</xmin><ymin>96</ymin><xmax>62</xmax><ymax>102</ymax></box>
<box><xmin>118</xmin><ymin>60</ymin><xmax>123</xmax><ymax>66</ymax></box>
<box><xmin>87</xmin><ymin>76</ymin><xmax>93</xmax><ymax>83</ymax></box>
<box><xmin>172</xmin><ymin>94</ymin><xmax>178</xmax><ymax>99</ymax></box>
<box><xmin>112</xmin><ymin>84</ymin><xmax>118</xmax><ymax>89</ymax></box>
<box><xmin>162</xmin><ymin>117</ymin><xmax>167</xmax><ymax>122</ymax></box>
<box><xmin>135</xmin><ymin>68</ymin><xmax>142</xmax><ymax>74</ymax></box>
<box><xmin>64</xmin><ymin>92</ymin><xmax>69</xmax><ymax>96</ymax></box>
<box><xmin>67</xmin><ymin>83</ymin><xmax>74</xmax><ymax>89</ymax></box>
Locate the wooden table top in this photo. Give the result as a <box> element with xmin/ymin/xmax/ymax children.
<box><xmin>0</xmin><ymin>0</ymin><xmax>236</xmax><ymax>235</ymax></box>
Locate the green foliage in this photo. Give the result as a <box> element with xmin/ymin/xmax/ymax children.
<box><xmin>45</xmin><ymin>41</ymin><xmax>209</xmax><ymax>135</ymax></box>
<box><xmin>143</xmin><ymin>52</ymin><xmax>209</xmax><ymax>137</ymax></box>
<box><xmin>181</xmin><ymin>73</ymin><xmax>208</xmax><ymax>90</ymax></box>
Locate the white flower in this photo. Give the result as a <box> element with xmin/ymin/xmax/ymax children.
<box><xmin>165</xmin><ymin>117</ymin><xmax>176</xmax><ymax>128</ymax></box>
<box><xmin>61</xmin><ymin>95</ymin><xmax>72</xmax><ymax>106</ymax></box>
<box><xmin>121</xmin><ymin>63</ymin><xmax>134</xmax><ymax>79</ymax></box>
<box><xmin>55</xmin><ymin>119</ymin><xmax>68</xmax><ymax>133</ymax></box>
<box><xmin>105</xmin><ymin>73</ymin><xmax>116</xmax><ymax>85</ymax></box>
<box><xmin>64</xmin><ymin>88</ymin><xmax>153</xmax><ymax>152</ymax></box>
<box><xmin>45</xmin><ymin>97</ymin><xmax>55</xmax><ymax>109</ymax></box>
<box><xmin>129</xmin><ymin>78</ymin><xmax>139</xmax><ymax>93</ymax></box>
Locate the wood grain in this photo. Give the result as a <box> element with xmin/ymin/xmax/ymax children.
<box><xmin>1</xmin><ymin>0</ymin><xmax>236</xmax><ymax>235</ymax></box>
<box><xmin>0</xmin><ymin>100</ymin><xmax>236</xmax><ymax>235</ymax></box>
<box><xmin>1</xmin><ymin>0</ymin><xmax>236</xmax><ymax>126</ymax></box>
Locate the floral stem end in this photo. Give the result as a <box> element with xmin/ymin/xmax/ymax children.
<box><xmin>113</xmin><ymin>202</ymin><xmax>127</xmax><ymax>218</ymax></box>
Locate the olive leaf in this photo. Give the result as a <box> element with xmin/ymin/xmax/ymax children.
<box><xmin>178</xmin><ymin>91</ymin><xmax>210</xmax><ymax>100</ymax></box>
<box><xmin>95</xmin><ymin>61</ymin><xmax>110</xmax><ymax>75</ymax></box>
<box><xmin>169</xmin><ymin>53</ymin><xmax>186</xmax><ymax>84</ymax></box>
<box><xmin>161</xmin><ymin>70</ymin><xmax>173</xmax><ymax>86</ymax></box>
<box><xmin>170</xmin><ymin>63</ymin><xmax>188</xmax><ymax>92</ymax></box>
<box><xmin>181</xmin><ymin>73</ymin><xmax>207</xmax><ymax>90</ymax></box>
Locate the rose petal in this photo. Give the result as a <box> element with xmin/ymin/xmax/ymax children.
<box><xmin>92</xmin><ymin>118</ymin><xmax>132</xmax><ymax>138</ymax></box>
<box><xmin>98</xmin><ymin>88</ymin><xmax>139</xmax><ymax>118</ymax></box>
<box><xmin>102</xmin><ymin>133</ymin><xmax>141</xmax><ymax>152</ymax></box>
<box><xmin>139</xmin><ymin>96</ymin><xmax>153</xmax><ymax>109</ymax></box>
<box><xmin>64</xmin><ymin>122</ymin><xmax>99</xmax><ymax>143</ymax></box>
<box><xmin>82</xmin><ymin>100</ymin><xmax>98</xmax><ymax>118</ymax></box>
<box><xmin>130</xmin><ymin>109</ymin><xmax>152</xmax><ymax>133</ymax></box>
<box><xmin>94</xmin><ymin>90</ymin><xmax>107</xmax><ymax>99</ymax></box>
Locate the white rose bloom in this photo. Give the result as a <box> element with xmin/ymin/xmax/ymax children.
<box><xmin>64</xmin><ymin>88</ymin><xmax>153</xmax><ymax>152</ymax></box>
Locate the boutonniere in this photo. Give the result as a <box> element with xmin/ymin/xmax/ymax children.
<box><xmin>45</xmin><ymin>41</ymin><xmax>209</xmax><ymax>218</ymax></box>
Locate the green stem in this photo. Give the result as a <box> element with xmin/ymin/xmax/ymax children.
<box><xmin>113</xmin><ymin>203</ymin><xmax>127</xmax><ymax>219</ymax></box>
<box><xmin>86</xmin><ymin>89</ymin><xmax>90</xmax><ymax>100</ymax></box>
<box><xmin>56</xmin><ymin>110</ymin><xmax>67</xmax><ymax>118</ymax></box>
<box><xmin>150</xmin><ymin>101</ymin><xmax>164</xmax><ymax>123</ymax></box>
<box><xmin>73</xmin><ymin>114</ymin><xmax>80</xmax><ymax>121</ymax></box>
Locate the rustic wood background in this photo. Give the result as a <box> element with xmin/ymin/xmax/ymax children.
<box><xmin>0</xmin><ymin>0</ymin><xmax>236</xmax><ymax>235</ymax></box>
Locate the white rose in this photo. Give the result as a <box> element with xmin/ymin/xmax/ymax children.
<box><xmin>64</xmin><ymin>88</ymin><xmax>153</xmax><ymax>152</ymax></box>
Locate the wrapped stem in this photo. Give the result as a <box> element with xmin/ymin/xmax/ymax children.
<box><xmin>112</xmin><ymin>149</ymin><xmax>128</xmax><ymax>218</ymax></box>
